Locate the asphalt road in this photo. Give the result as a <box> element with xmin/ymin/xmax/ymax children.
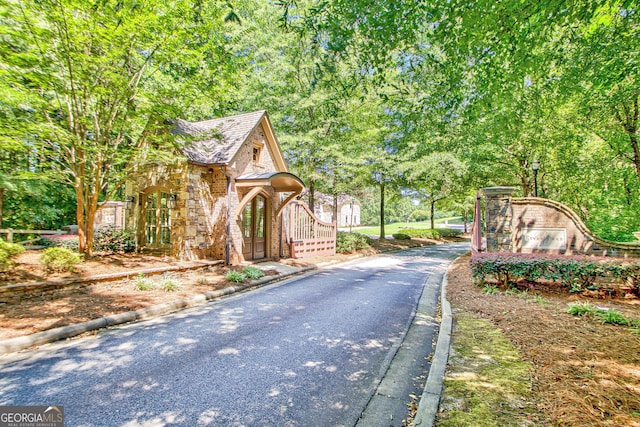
<box><xmin>0</xmin><ymin>243</ymin><xmax>469</xmax><ymax>426</ymax></box>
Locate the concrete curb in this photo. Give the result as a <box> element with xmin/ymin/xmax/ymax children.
<box><xmin>0</xmin><ymin>265</ymin><xmax>316</xmax><ymax>355</ymax></box>
<box><xmin>413</xmin><ymin>255</ymin><xmax>462</xmax><ymax>426</ymax></box>
<box><xmin>356</xmin><ymin>268</ymin><xmax>444</xmax><ymax>425</ymax></box>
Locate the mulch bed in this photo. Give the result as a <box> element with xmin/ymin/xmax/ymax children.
<box><xmin>446</xmin><ymin>255</ymin><xmax>640</xmax><ymax>426</ymax></box>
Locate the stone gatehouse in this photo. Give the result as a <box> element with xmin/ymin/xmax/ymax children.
<box><xmin>124</xmin><ymin>110</ymin><xmax>306</xmax><ymax>264</ymax></box>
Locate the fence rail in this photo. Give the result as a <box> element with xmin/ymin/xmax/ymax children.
<box><xmin>287</xmin><ymin>201</ymin><xmax>336</xmax><ymax>258</ymax></box>
<box><xmin>0</xmin><ymin>229</ymin><xmax>66</xmax><ymax>245</ymax></box>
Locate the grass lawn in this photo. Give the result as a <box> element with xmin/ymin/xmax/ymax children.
<box><xmin>351</xmin><ymin>217</ymin><xmax>463</xmax><ymax>236</ymax></box>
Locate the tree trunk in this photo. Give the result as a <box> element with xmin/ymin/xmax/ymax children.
<box><xmin>332</xmin><ymin>173</ymin><xmax>338</xmax><ymax>225</ymax></box>
<box><xmin>430</xmin><ymin>199</ymin><xmax>435</xmax><ymax>230</ymax></box>
<box><xmin>308</xmin><ymin>179</ymin><xmax>315</xmax><ymax>213</ymax></box>
<box><xmin>0</xmin><ymin>187</ymin><xmax>4</xmax><ymax>229</ymax></box>
<box><xmin>615</xmin><ymin>98</ymin><xmax>640</xmax><ymax>179</ymax></box>
<box><xmin>379</xmin><ymin>177</ymin><xmax>385</xmax><ymax>240</ymax></box>
<box><xmin>85</xmin><ymin>202</ymin><xmax>96</xmax><ymax>257</ymax></box>
<box><xmin>628</xmin><ymin>131</ymin><xmax>640</xmax><ymax>180</ymax></box>
<box><xmin>75</xmin><ymin>184</ymin><xmax>86</xmax><ymax>254</ymax></box>
<box><xmin>463</xmin><ymin>208</ymin><xmax>469</xmax><ymax>233</ymax></box>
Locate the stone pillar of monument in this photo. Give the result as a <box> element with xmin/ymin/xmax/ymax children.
<box><xmin>482</xmin><ymin>187</ymin><xmax>516</xmax><ymax>253</ymax></box>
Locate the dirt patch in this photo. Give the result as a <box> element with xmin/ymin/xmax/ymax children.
<box><xmin>445</xmin><ymin>255</ymin><xmax>640</xmax><ymax>426</ymax></box>
<box><xmin>0</xmin><ymin>251</ymin><xmax>193</xmax><ymax>285</ymax></box>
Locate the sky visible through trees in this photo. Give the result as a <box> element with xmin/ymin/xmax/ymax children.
<box><xmin>1</xmin><ymin>0</ymin><xmax>640</xmax><ymax>248</ymax></box>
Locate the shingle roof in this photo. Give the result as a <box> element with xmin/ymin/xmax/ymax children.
<box><xmin>174</xmin><ymin>110</ymin><xmax>267</xmax><ymax>165</ymax></box>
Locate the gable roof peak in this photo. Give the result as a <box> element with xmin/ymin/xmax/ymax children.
<box><xmin>175</xmin><ymin>110</ymin><xmax>269</xmax><ymax>166</ymax></box>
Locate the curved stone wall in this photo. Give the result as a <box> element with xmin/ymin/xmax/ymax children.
<box><xmin>482</xmin><ymin>187</ymin><xmax>640</xmax><ymax>258</ymax></box>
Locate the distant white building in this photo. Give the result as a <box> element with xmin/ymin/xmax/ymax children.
<box><xmin>306</xmin><ymin>192</ymin><xmax>361</xmax><ymax>227</ymax></box>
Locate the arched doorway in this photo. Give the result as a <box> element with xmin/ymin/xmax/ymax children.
<box><xmin>143</xmin><ymin>189</ymin><xmax>171</xmax><ymax>250</ymax></box>
<box><xmin>241</xmin><ymin>194</ymin><xmax>266</xmax><ymax>260</ymax></box>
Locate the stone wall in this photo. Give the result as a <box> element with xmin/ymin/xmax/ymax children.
<box><xmin>482</xmin><ymin>187</ymin><xmax>640</xmax><ymax>258</ymax></box>
<box><xmin>124</xmin><ymin>163</ymin><xmax>228</xmax><ymax>261</ymax></box>
<box><xmin>183</xmin><ymin>166</ymin><xmax>228</xmax><ymax>260</ymax></box>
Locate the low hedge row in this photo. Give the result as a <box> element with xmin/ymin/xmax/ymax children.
<box><xmin>400</xmin><ymin>228</ymin><xmax>463</xmax><ymax>239</ymax></box>
<box><xmin>471</xmin><ymin>253</ymin><xmax>640</xmax><ymax>295</ymax></box>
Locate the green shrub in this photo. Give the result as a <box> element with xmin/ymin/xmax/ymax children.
<box><xmin>337</xmin><ymin>232</ymin><xmax>372</xmax><ymax>254</ymax></box>
<box><xmin>399</xmin><ymin>228</ymin><xmax>463</xmax><ymax>240</ymax></box>
<box><xmin>409</xmin><ymin>210</ymin><xmax>430</xmax><ymax>222</ymax></box>
<box><xmin>401</xmin><ymin>229</ymin><xmax>442</xmax><ymax>239</ymax></box>
<box><xmin>0</xmin><ymin>250</ymin><xmax>10</xmax><ymax>272</ymax></box>
<box><xmin>39</xmin><ymin>247</ymin><xmax>83</xmax><ymax>272</ymax></box>
<box><xmin>392</xmin><ymin>233</ymin><xmax>411</xmax><ymax>240</ymax></box>
<box><xmin>482</xmin><ymin>284</ymin><xmax>500</xmax><ymax>295</ymax></box>
<box><xmin>0</xmin><ymin>240</ymin><xmax>25</xmax><ymax>272</ymax></box>
<box><xmin>160</xmin><ymin>276</ymin><xmax>181</xmax><ymax>292</ymax></box>
<box><xmin>226</xmin><ymin>270</ymin><xmax>246</xmax><ymax>283</ymax></box>
<box><xmin>243</xmin><ymin>267</ymin><xmax>265</xmax><ymax>280</ymax></box>
<box><xmin>93</xmin><ymin>227</ymin><xmax>136</xmax><ymax>253</ymax></box>
<box><xmin>596</xmin><ymin>308</ymin><xmax>629</xmax><ymax>326</ymax></box>
<box><xmin>567</xmin><ymin>302</ymin><xmax>636</xmax><ymax>327</ymax></box>
<box><xmin>567</xmin><ymin>302</ymin><xmax>598</xmax><ymax>316</ymax></box>
<box><xmin>471</xmin><ymin>253</ymin><xmax>640</xmax><ymax>293</ymax></box>
<box><xmin>0</xmin><ymin>240</ymin><xmax>26</xmax><ymax>257</ymax></box>
<box><xmin>132</xmin><ymin>273</ymin><xmax>155</xmax><ymax>291</ymax></box>
<box><xmin>439</xmin><ymin>228</ymin><xmax>464</xmax><ymax>238</ymax></box>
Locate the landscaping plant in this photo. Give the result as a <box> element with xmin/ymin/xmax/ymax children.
<box><xmin>38</xmin><ymin>235</ymin><xmax>80</xmax><ymax>252</ymax></box>
<box><xmin>39</xmin><ymin>247</ymin><xmax>83</xmax><ymax>272</ymax></box>
<box><xmin>132</xmin><ymin>273</ymin><xmax>155</xmax><ymax>291</ymax></box>
<box><xmin>471</xmin><ymin>253</ymin><xmax>640</xmax><ymax>296</ymax></box>
<box><xmin>226</xmin><ymin>270</ymin><xmax>246</xmax><ymax>283</ymax></box>
<box><xmin>391</xmin><ymin>233</ymin><xmax>411</xmax><ymax>240</ymax></box>
<box><xmin>567</xmin><ymin>302</ymin><xmax>640</xmax><ymax>328</ymax></box>
<box><xmin>93</xmin><ymin>227</ymin><xmax>136</xmax><ymax>253</ymax></box>
<box><xmin>0</xmin><ymin>240</ymin><xmax>25</xmax><ymax>272</ymax></box>
<box><xmin>160</xmin><ymin>275</ymin><xmax>181</xmax><ymax>292</ymax></box>
<box><xmin>336</xmin><ymin>232</ymin><xmax>372</xmax><ymax>253</ymax></box>
<box><xmin>242</xmin><ymin>267</ymin><xmax>264</xmax><ymax>280</ymax></box>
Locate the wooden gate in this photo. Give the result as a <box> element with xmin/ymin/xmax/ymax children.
<box><xmin>285</xmin><ymin>201</ymin><xmax>336</xmax><ymax>258</ymax></box>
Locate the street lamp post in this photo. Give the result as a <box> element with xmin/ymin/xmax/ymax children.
<box><xmin>532</xmin><ymin>159</ymin><xmax>540</xmax><ymax>197</ymax></box>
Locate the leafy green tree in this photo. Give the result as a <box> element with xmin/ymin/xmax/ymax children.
<box><xmin>2</xmin><ymin>0</ymin><xmax>239</xmax><ymax>254</ymax></box>
<box><xmin>406</xmin><ymin>152</ymin><xmax>466</xmax><ymax>229</ymax></box>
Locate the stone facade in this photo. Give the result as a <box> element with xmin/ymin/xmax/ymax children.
<box><xmin>482</xmin><ymin>187</ymin><xmax>515</xmax><ymax>252</ymax></box>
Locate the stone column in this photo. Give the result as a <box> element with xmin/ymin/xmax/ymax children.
<box><xmin>482</xmin><ymin>186</ymin><xmax>516</xmax><ymax>252</ymax></box>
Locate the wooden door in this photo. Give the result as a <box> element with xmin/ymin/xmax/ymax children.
<box><xmin>241</xmin><ymin>195</ymin><xmax>266</xmax><ymax>260</ymax></box>
<box><xmin>144</xmin><ymin>191</ymin><xmax>171</xmax><ymax>249</ymax></box>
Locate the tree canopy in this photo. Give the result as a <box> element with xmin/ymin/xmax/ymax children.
<box><xmin>2</xmin><ymin>0</ymin><xmax>639</xmax><ymax>244</ymax></box>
